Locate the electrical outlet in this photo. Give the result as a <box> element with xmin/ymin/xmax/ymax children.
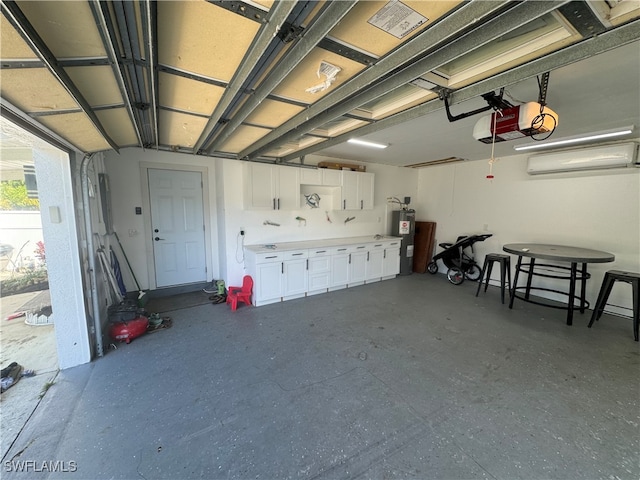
<box><xmin>240</xmin><ymin>228</ymin><xmax>245</xmax><ymax>236</ymax></box>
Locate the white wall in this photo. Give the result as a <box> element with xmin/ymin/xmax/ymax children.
<box><xmin>34</xmin><ymin>148</ymin><xmax>91</xmax><ymax>369</ymax></box>
<box><xmin>414</xmin><ymin>152</ymin><xmax>640</xmax><ymax>316</ymax></box>
<box><xmin>104</xmin><ymin>149</ymin><xmax>418</xmax><ymax>289</ymax></box>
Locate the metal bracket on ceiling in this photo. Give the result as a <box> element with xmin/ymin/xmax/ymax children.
<box><xmin>208</xmin><ymin>0</ymin><xmax>267</xmax><ymax>23</ymax></box>
<box><xmin>537</xmin><ymin>72</ymin><xmax>550</xmax><ymax>107</ymax></box>
<box><xmin>277</xmin><ymin>22</ymin><xmax>305</xmax><ymax>43</ymax></box>
<box><xmin>440</xmin><ymin>88</ymin><xmax>513</xmax><ymax>123</ymax></box>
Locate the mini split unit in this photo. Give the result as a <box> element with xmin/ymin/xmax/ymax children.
<box><xmin>526</xmin><ymin>142</ymin><xmax>639</xmax><ymax>174</ymax></box>
<box><xmin>472</xmin><ymin>102</ymin><xmax>557</xmax><ymax>143</ymax></box>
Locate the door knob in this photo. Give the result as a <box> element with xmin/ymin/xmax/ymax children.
<box><xmin>154</xmin><ymin>229</ymin><xmax>159</xmax><ymax>233</ymax></box>
<box><xmin>154</xmin><ymin>237</ymin><xmax>164</xmax><ymax>241</ymax></box>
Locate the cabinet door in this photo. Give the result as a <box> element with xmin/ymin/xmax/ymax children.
<box><xmin>245</xmin><ymin>163</ymin><xmax>277</xmax><ymax>210</ymax></box>
<box><xmin>330</xmin><ymin>250</ymin><xmax>350</xmax><ymax>289</ymax></box>
<box><xmin>256</xmin><ymin>262</ymin><xmax>282</xmax><ymax>304</ymax></box>
<box><xmin>366</xmin><ymin>248</ymin><xmax>384</xmax><ymax>282</ymax></box>
<box><xmin>283</xmin><ymin>258</ymin><xmax>308</xmax><ymax>299</ymax></box>
<box><xmin>340</xmin><ymin>171</ymin><xmax>359</xmax><ymax>210</ymax></box>
<box><xmin>358</xmin><ymin>173</ymin><xmax>374</xmax><ymax>210</ymax></box>
<box><xmin>322</xmin><ymin>169</ymin><xmax>342</xmax><ymax>186</ymax></box>
<box><xmin>382</xmin><ymin>247</ymin><xmax>401</xmax><ymax>277</ymax></box>
<box><xmin>308</xmin><ymin>256</ymin><xmax>330</xmax><ymax>294</ymax></box>
<box><xmin>276</xmin><ymin>166</ymin><xmax>300</xmax><ymax>210</ymax></box>
<box><xmin>300</xmin><ymin>168</ymin><xmax>321</xmax><ymax>184</ymax></box>
<box><xmin>349</xmin><ymin>250</ymin><xmax>367</xmax><ymax>286</ymax></box>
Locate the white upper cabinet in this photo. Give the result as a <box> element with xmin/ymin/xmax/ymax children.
<box><xmin>341</xmin><ymin>171</ymin><xmax>374</xmax><ymax>210</ymax></box>
<box><xmin>244</xmin><ymin>163</ymin><xmax>300</xmax><ymax>210</ymax></box>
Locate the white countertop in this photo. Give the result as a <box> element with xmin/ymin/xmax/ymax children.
<box><xmin>245</xmin><ymin>235</ymin><xmax>401</xmax><ymax>254</ymax></box>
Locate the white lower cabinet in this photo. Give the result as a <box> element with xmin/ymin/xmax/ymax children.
<box><xmin>382</xmin><ymin>240</ymin><xmax>401</xmax><ymax>279</ymax></box>
<box><xmin>246</xmin><ymin>237</ymin><xmax>400</xmax><ymax>306</ymax></box>
<box><xmin>366</xmin><ymin>243</ymin><xmax>385</xmax><ymax>282</ymax></box>
<box><xmin>348</xmin><ymin>245</ymin><xmax>368</xmax><ymax>287</ymax></box>
<box><xmin>282</xmin><ymin>251</ymin><xmax>308</xmax><ymax>300</ymax></box>
<box><xmin>251</xmin><ymin>253</ymin><xmax>283</xmax><ymax>306</ymax></box>
<box><xmin>330</xmin><ymin>247</ymin><xmax>350</xmax><ymax>291</ymax></box>
<box><xmin>308</xmin><ymin>248</ymin><xmax>331</xmax><ymax>295</ymax></box>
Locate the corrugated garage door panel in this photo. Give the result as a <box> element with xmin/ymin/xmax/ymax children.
<box><xmin>271</xmin><ymin>48</ymin><xmax>366</xmax><ymax>104</ymax></box>
<box><xmin>158</xmin><ymin>1</ymin><xmax>261</xmax><ymax>82</ymax></box>
<box><xmin>329</xmin><ymin>1</ymin><xmax>463</xmax><ymax>58</ymax></box>
<box><xmin>158</xmin><ymin>72</ymin><xmax>225</xmax><ymax>116</ymax></box>
<box><xmin>38</xmin><ymin>112</ymin><xmax>110</xmax><ymax>152</ymax></box>
<box><xmin>65</xmin><ymin>66</ymin><xmax>124</xmax><ymax>107</ymax></box>
<box><xmin>96</xmin><ymin>108</ymin><xmax>139</xmax><ymax>147</ymax></box>
<box><xmin>17</xmin><ymin>0</ymin><xmax>107</xmax><ymax>58</ymax></box>
<box><xmin>0</xmin><ymin>69</ymin><xmax>80</xmax><ymax>112</ymax></box>
<box><xmin>0</xmin><ymin>15</ymin><xmax>39</xmax><ymax>59</ymax></box>
<box><xmin>218</xmin><ymin>125</ymin><xmax>271</xmax><ymax>154</ymax></box>
<box><xmin>159</xmin><ymin>110</ymin><xmax>208</xmax><ymax>149</ymax></box>
<box><xmin>245</xmin><ymin>99</ymin><xmax>306</xmax><ymax>129</ymax></box>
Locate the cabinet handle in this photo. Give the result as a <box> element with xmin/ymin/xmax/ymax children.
<box><xmin>367</xmin><ymin>252</ymin><xmax>370</xmax><ymax>261</ymax></box>
<box><xmin>292</xmin><ymin>253</ymin><xmax>303</xmax><ymax>256</ymax></box>
<box><xmin>277</xmin><ymin>198</ymin><xmax>280</xmax><ymax>210</ymax></box>
<box><xmin>384</xmin><ymin>250</ymin><xmax>386</xmax><ymax>258</ymax></box>
<box><xmin>306</xmin><ymin>259</ymin><xmax>308</xmax><ymax>270</ymax></box>
<box><xmin>265</xmin><ymin>255</ymin><xmax>277</xmax><ymax>259</ymax></box>
<box><xmin>338</xmin><ymin>248</ymin><xmax>347</xmax><ymax>251</ymax></box>
<box><xmin>281</xmin><ymin>262</ymin><xmax>284</xmax><ymax>274</ymax></box>
<box><xmin>357</xmin><ymin>246</ymin><xmax>365</xmax><ymax>249</ymax></box>
<box><xmin>349</xmin><ymin>253</ymin><xmax>351</xmax><ymax>264</ymax></box>
<box><xmin>343</xmin><ymin>199</ymin><xmax>346</xmax><ymax>210</ymax></box>
<box><xmin>361</xmin><ymin>199</ymin><xmax>363</xmax><ymax>209</ymax></box>
<box><xmin>374</xmin><ymin>244</ymin><xmax>382</xmax><ymax>247</ymax></box>
<box><xmin>273</xmin><ymin>198</ymin><xmax>276</xmax><ymax>210</ymax></box>
<box><xmin>316</xmin><ymin>250</ymin><xmax>326</xmax><ymax>254</ymax></box>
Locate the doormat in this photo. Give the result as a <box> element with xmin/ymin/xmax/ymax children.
<box><xmin>144</xmin><ymin>290</ymin><xmax>212</xmax><ymax>313</ymax></box>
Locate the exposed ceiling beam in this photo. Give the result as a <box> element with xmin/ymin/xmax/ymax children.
<box><xmin>1</xmin><ymin>97</ymin><xmax>80</xmax><ymax>153</ymax></box>
<box><xmin>143</xmin><ymin>0</ymin><xmax>159</xmax><ymax>149</ymax></box>
<box><xmin>1</xmin><ymin>0</ymin><xmax>120</xmax><ymax>152</ymax></box>
<box><xmin>192</xmin><ymin>0</ymin><xmax>298</xmax><ymax>153</ymax></box>
<box><xmin>89</xmin><ymin>1</ymin><xmax>144</xmax><ymax>148</ymax></box>
<box><xmin>237</xmin><ymin>0</ymin><xmax>512</xmax><ymax>160</ymax></box>
<box><xmin>203</xmin><ymin>0</ymin><xmax>357</xmax><ymax>154</ymax></box>
<box><xmin>280</xmin><ymin>18</ymin><xmax>640</xmax><ymax>163</ymax></box>
<box><xmin>244</xmin><ymin>0</ymin><xmax>568</xmax><ymax>161</ymax></box>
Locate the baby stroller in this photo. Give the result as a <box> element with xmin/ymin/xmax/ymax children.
<box><xmin>427</xmin><ymin>234</ymin><xmax>492</xmax><ymax>285</ymax></box>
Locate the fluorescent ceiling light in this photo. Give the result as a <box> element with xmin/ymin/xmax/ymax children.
<box><xmin>514</xmin><ymin>126</ymin><xmax>634</xmax><ymax>151</ymax></box>
<box><xmin>347</xmin><ymin>138</ymin><xmax>388</xmax><ymax>149</ymax></box>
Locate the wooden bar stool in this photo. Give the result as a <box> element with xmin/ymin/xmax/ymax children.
<box><xmin>588</xmin><ymin>270</ymin><xmax>639</xmax><ymax>341</ymax></box>
<box><xmin>476</xmin><ymin>253</ymin><xmax>511</xmax><ymax>304</ymax></box>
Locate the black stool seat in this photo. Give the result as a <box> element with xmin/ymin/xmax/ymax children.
<box><xmin>588</xmin><ymin>270</ymin><xmax>639</xmax><ymax>341</ymax></box>
<box><xmin>476</xmin><ymin>253</ymin><xmax>511</xmax><ymax>304</ymax></box>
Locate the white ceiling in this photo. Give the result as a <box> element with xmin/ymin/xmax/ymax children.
<box><xmin>1</xmin><ymin>0</ymin><xmax>639</xmax><ymax>168</ymax></box>
<box><xmin>317</xmin><ymin>40</ymin><xmax>640</xmax><ymax>167</ymax></box>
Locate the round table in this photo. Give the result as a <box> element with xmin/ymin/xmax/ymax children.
<box><xmin>503</xmin><ymin>243</ymin><xmax>615</xmax><ymax>325</ymax></box>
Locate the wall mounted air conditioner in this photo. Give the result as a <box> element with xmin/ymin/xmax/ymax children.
<box><xmin>527</xmin><ymin>142</ymin><xmax>639</xmax><ymax>175</ymax></box>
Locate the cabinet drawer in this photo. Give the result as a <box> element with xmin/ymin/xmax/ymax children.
<box><xmin>283</xmin><ymin>250</ymin><xmax>308</xmax><ymax>260</ymax></box>
<box><xmin>255</xmin><ymin>252</ymin><xmax>283</xmax><ymax>264</ymax></box>
<box><xmin>384</xmin><ymin>241</ymin><xmax>401</xmax><ymax>248</ymax></box>
<box><xmin>309</xmin><ymin>248</ymin><xmax>331</xmax><ymax>258</ymax></box>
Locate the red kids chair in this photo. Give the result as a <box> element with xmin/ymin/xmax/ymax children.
<box><xmin>226</xmin><ymin>275</ymin><xmax>253</xmax><ymax>311</ymax></box>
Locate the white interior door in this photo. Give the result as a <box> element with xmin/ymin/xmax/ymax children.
<box><xmin>148</xmin><ymin>169</ymin><xmax>207</xmax><ymax>287</ymax></box>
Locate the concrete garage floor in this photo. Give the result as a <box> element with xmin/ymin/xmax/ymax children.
<box><xmin>2</xmin><ymin>274</ymin><xmax>638</xmax><ymax>480</ymax></box>
<box><xmin>0</xmin><ymin>290</ymin><xmax>58</xmax><ymax>460</ymax></box>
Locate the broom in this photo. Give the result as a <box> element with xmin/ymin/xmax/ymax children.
<box><xmin>112</xmin><ymin>232</ymin><xmax>148</xmax><ymax>307</ymax></box>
